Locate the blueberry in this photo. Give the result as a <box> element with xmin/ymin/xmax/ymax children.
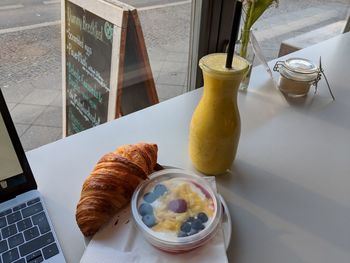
<box><xmin>142</xmin><ymin>214</ymin><xmax>156</xmax><ymax>228</ymax></box>
<box><xmin>188</xmin><ymin>228</ymin><xmax>198</xmax><ymax>236</ymax></box>
<box><xmin>153</xmin><ymin>184</ymin><xmax>168</xmax><ymax>197</ymax></box>
<box><xmin>180</xmin><ymin>222</ymin><xmax>191</xmax><ymax>233</ymax></box>
<box><xmin>168</xmin><ymin>199</ymin><xmax>187</xmax><ymax>213</ymax></box>
<box><xmin>197</xmin><ymin>212</ymin><xmax>208</xmax><ymax>223</ymax></box>
<box><xmin>138</xmin><ymin>203</ymin><xmax>153</xmax><ymax>216</ymax></box>
<box><xmin>143</xmin><ymin>192</ymin><xmax>157</xmax><ymax>203</ymax></box>
<box><xmin>192</xmin><ymin>219</ymin><xmax>205</xmax><ymax>230</ymax></box>
<box><xmin>177</xmin><ymin>231</ymin><xmax>187</xmax><ymax>238</ymax></box>
<box><xmin>186</xmin><ymin>217</ymin><xmax>195</xmax><ymax>223</ymax></box>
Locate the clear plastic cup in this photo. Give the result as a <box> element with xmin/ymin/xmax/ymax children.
<box><xmin>131</xmin><ymin>169</ymin><xmax>222</xmax><ymax>253</ymax></box>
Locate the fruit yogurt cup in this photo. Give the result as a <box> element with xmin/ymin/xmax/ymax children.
<box><xmin>131</xmin><ymin>169</ymin><xmax>222</xmax><ymax>253</ymax></box>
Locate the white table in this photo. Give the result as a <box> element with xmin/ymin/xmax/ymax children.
<box><xmin>27</xmin><ymin>32</ymin><xmax>350</xmax><ymax>263</ymax></box>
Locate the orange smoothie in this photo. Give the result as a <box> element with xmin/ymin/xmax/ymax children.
<box><xmin>189</xmin><ymin>53</ymin><xmax>248</xmax><ymax>175</ymax></box>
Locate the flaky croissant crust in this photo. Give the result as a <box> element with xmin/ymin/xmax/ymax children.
<box><xmin>76</xmin><ymin>143</ymin><xmax>158</xmax><ymax>236</ymax></box>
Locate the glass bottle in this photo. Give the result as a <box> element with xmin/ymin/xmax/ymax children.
<box><xmin>189</xmin><ymin>53</ymin><xmax>248</xmax><ymax>175</ymax></box>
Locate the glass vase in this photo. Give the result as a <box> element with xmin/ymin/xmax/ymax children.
<box><xmin>236</xmin><ymin>30</ymin><xmax>255</xmax><ymax>91</ymax></box>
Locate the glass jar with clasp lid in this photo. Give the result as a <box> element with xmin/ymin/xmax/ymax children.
<box><xmin>273</xmin><ymin>58</ymin><xmax>321</xmax><ymax>97</ymax></box>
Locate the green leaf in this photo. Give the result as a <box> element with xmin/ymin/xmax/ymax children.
<box><xmin>247</xmin><ymin>0</ymin><xmax>276</xmax><ymax>28</ymax></box>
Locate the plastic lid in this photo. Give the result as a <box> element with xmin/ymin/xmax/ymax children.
<box><xmin>280</xmin><ymin>58</ymin><xmax>319</xmax><ymax>82</ymax></box>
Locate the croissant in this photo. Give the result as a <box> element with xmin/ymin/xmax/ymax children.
<box><xmin>76</xmin><ymin>143</ymin><xmax>158</xmax><ymax>236</ymax></box>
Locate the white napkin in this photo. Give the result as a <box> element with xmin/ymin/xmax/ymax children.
<box><xmin>80</xmin><ymin>177</ymin><xmax>228</xmax><ymax>263</ymax></box>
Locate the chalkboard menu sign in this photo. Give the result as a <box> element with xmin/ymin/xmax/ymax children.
<box><xmin>65</xmin><ymin>1</ymin><xmax>113</xmax><ymax>135</ymax></box>
<box><xmin>62</xmin><ymin>0</ymin><xmax>159</xmax><ymax>136</ymax></box>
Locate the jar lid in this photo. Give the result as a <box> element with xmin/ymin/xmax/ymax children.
<box><xmin>284</xmin><ymin>58</ymin><xmax>318</xmax><ymax>74</ymax></box>
<box><xmin>274</xmin><ymin>58</ymin><xmax>319</xmax><ymax>82</ymax></box>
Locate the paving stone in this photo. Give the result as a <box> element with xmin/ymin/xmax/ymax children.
<box><xmin>161</xmin><ymin>61</ymin><xmax>187</xmax><ymax>73</ymax></box>
<box><xmin>156</xmin><ymin>84</ymin><xmax>185</xmax><ymax>101</ymax></box>
<box><xmin>1</xmin><ymin>82</ymin><xmax>34</xmax><ymax>103</ymax></box>
<box><xmin>10</xmin><ymin>104</ymin><xmax>46</xmax><ymax>125</ymax></box>
<box><xmin>14</xmin><ymin>124</ymin><xmax>30</xmax><ymax>137</ymax></box>
<box><xmin>30</xmin><ymin>73</ymin><xmax>61</xmax><ymax>90</ymax></box>
<box><xmin>22</xmin><ymin>89</ymin><xmax>60</xmax><ymax>106</ymax></box>
<box><xmin>0</xmin><ymin>25</ymin><xmax>61</xmax><ymax>87</ymax></box>
<box><xmin>139</xmin><ymin>3</ymin><xmax>191</xmax><ymax>51</ymax></box>
<box><xmin>151</xmin><ymin>70</ymin><xmax>160</xmax><ymax>81</ymax></box>
<box><xmin>148</xmin><ymin>49</ymin><xmax>168</xmax><ymax>61</ymax></box>
<box><xmin>20</xmin><ymin>125</ymin><xmax>62</xmax><ymax>151</ymax></box>
<box><xmin>166</xmin><ymin>52</ymin><xmax>189</xmax><ymax>62</ymax></box>
<box><xmin>255</xmin><ymin>9</ymin><xmax>341</xmax><ymax>41</ymax></box>
<box><xmin>50</xmin><ymin>92</ymin><xmax>63</xmax><ymax>107</ymax></box>
<box><xmin>149</xmin><ymin>60</ymin><xmax>164</xmax><ymax>72</ymax></box>
<box><xmin>34</xmin><ymin>106</ymin><xmax>62</xmax><ymax>128</ymax></box>
<box><xmin>157</xmin><ymin>72</ymin><xmax>187</xmax><ymax>86</ymax></box>
<box><xmin>56</xmin><ymin>133</ymin><xmax>63</xmax><ymax>141</ymax></box>
<box><xmin>6</xmin><ymin>102</ymin><xmax>17</xmax><ymax>111</ymax></box>
<box><xmin>163</xmin><ymin>41</ymin><xmax>189</xmax><ymax>53</ymax></box>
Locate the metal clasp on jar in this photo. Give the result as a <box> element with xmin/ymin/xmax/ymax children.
<box><xmin>273</xmin><ymin>59</ymin><xmax>333</xmax><ymax>99</ymax></box>
<box><xmin>273</xmin><ymin>61</ymin><xmax>319</xmax><ymax>97</ymax></box>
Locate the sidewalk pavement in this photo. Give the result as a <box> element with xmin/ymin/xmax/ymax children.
<box><xmin>1</xmin><ymin>1</ymin><xmax>349</xmax><ymax>151</ymax></box>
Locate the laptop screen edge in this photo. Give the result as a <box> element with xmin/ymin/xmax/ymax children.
<box><xmin>0</xmin><ymin>89</ymin><xmax>37</xmax><ymax>202</ymax></box>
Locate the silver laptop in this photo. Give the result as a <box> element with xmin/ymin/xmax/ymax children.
<box><xmin>0</xmin><ymin>89</ymin><xmax>66</xmax><ymax>263</ymax></box>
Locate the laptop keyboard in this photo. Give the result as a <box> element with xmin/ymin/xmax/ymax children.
<box><xmin>0</xmin><ymin>198</ymin><xmax>59</xmax><ymax>263</ymax></box>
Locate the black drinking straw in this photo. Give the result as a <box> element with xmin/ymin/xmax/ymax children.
<box><xmin>225</xmin><ymin>0</ymin><xmax>243</xmax><ymax>69</ymax></box>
